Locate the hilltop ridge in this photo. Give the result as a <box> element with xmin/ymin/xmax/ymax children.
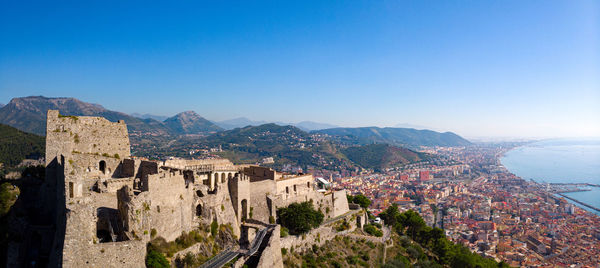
<box><xmin>314</xmin><ymin>127</ymin><xmax>471</xmax><ymax>148</ymax></box>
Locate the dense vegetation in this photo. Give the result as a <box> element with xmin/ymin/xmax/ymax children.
<box><xmin>201</xmin><ymin>124</ymin><xmax>351</xmax><ymax>169</ymax></box>
<box><xmin>177</xmin><ymin>124</ymin><xmax>432</xmax><ymax>172</ymax></box>
<box><xmin>0</xmin><ymin>183</ymin><xmax>19</xmax><ymax>217</ymax></box>
<box><xmin>0</xmin><ymin>124</ymin><xmax>44</xmax><ymax>168</ymax></box>
<box><xmin>363</xmin><ymin>224</ymin><xmax>383</xmax><ymax>237</ymax></box>
<box><xmin>286</xmin><ymin>206</ymin><xmax>508</xmax><ymax>268</ymax></box>
<box><xmin>379</xmin><ymin>205</ymin><xmax>509</xmax><ymax>268</ymax></box>
<box><xmin>347</xmin><ymin>193</ymin><xmax>372</xmax><ymax>209</ymax></box>
<box><xmin>277</xmin><ymin>201</ymin><xmax>324</xmax><ymax>235</ymax></box>
<box><xmin>145</xmin><ymin>248</ymin><xmax>169</xmax><ymax>268</ymax></box>
<box><xmin>146</xmin><ymin>223</ymin><xmax>236</xmax><ymax>268</ymax></box>
<box><xmin>0</xmin><ymin>182</ymin><xmax>19</xmax><ymax>266</ymax></box>
<box><xmin>283</xmin><ymin>235</ymin><xmax>385</xmax><ymax>267</ymax></box>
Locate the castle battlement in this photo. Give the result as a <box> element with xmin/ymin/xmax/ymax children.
<box><xmin>43</xmin><ymin>110</ymin><xmax>349</xmax><ymax>267</ymax></box>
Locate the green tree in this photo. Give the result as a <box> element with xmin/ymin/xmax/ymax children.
<box><xmin>145</xmin><ymin>248</ymin><xmax>169</xmax><ymax>268</ymax></box>
<box><xmin>363</xmin><ymin>224</ymin><xmax>383</xmax><ymax>237</ymax></box>
<box><xmin>0</xmin><ymin>183</ymin><xmax>18</xmax><ymax>217</ymax></box>
<box><xmin>379</xmin><ymin>204</ymin><xmax>400</xmax><ymax>227</ymax></box>
<box><xmin>352</xmin><ymin>194</ymin><xmax>371</xmax><ymax>209</ymax></box>
<box><xmin>277</xmin><ymin>201</ymin><xmax>324</xmax><ymax>235</ymax></box>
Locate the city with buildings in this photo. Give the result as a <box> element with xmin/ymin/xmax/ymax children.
<box><xmin>333</xmin><ymin>145</ymin><xmax>600</xmax><ymax>267</ymax></box>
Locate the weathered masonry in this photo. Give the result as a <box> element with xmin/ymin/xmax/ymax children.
<box><xmin>41</xmin><ymin>110</ymin><xmax>350</xmax><ymax>267</ymax></box>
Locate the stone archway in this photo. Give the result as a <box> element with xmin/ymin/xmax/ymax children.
<box><xmin>221</xmin><ymin>173</ymin><xmax>226</xmax><ymax>183</ymax></box>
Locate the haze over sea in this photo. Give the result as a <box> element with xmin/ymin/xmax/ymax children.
<box><xmin>501</xmin><ymin>139</ymin><xmax>600</xmax><ymax>215</ymax></box>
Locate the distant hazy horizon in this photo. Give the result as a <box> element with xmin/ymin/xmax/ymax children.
<box><xmin>1</xmin><ymin>1</ymin><xmax>598</xmax><ymax>138</ymax></box>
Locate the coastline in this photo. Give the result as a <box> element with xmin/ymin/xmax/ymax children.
<box><xmin>499</xmin><ymin>139</ymin><xmax>600</xmax><ymax>216</ymax></box>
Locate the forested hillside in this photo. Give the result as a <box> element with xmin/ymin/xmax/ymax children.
<box><xmin>0</xmin><ymin>124</ymin><xmax>44</xmax><ymax>167</ymax></box>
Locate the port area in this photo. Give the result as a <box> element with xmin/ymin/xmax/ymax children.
<box><xmin>538</xmin><ymin>182</ymin><xmax>599</xmax><ymax>194</ymax></box>
<box><xmin>540</xmin><ymin>182</ymin><xmax>600</xmax><ymax>213</ymax></box>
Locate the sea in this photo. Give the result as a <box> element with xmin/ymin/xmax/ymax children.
<box><xmin>500</xmin><ymin>138</ymin><xmax>600</xmax><ymax>215</ymax></box>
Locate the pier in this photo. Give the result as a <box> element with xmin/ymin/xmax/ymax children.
<box><xmin>538</xmin><ymin>182</ymin><xmax>600</xmax><ymax>194</ymax></box>
<box><xmin>556</xmin><ymin>193</ymin><xmax>600</xmax><ymax>213</ymax></box>
<box><xmin>549</xmin><ymin>182</ymin><xmax>600</xmax><ymax>188</ymax></box>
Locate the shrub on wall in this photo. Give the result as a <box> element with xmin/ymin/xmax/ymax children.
<box><xmin>210</xmin><ymin>219</ymin><xmax>218</xmax><ymax>237</ymax></box>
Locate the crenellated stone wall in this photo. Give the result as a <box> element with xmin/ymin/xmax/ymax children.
<box><xmin>45</xmin><ymin>109</ymin><xmax>130</xmax><ymax>174</ymax></box>
<box><xmin>119</xmin><ymin>171</ymin><xmax>195</xmax><ymax>242</ymax></box>
<box><xmin>40</xmin><ymin>111</ymin><xmax>350</xmax><ymax>268</ymax></box>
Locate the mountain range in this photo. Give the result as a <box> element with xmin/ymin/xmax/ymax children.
<box><xmin>163</xmin><ymin>111</ymin><xmax>222</xmax><ymax>134</ymax></box>
<box><xmin>313</xmin><ymin>127</ymin><xmax>471</xmax><ymax>148</ymax></box>
<box><xmin>213</xmin><ymin>117</ymin><xmax>270</xmax><ymax>130</ymax></box>
<box><xmin>130</xmin><ymin>113</ymin><xmax>169</xmax><ymax>122</ymax></box>
<box><xmin>180</xmin><ymin>123</ymin><xmax>429</xmax><ymax>171</ymax></box>
<box><xmin>0</xmin><ymin>96</ymin><xmax>221</xmax><ymax>137</ymax></box>
<box><xmin>211</xmin><ymin>117</ymin><xmax>337</xmax><ymax>131</ymax></box>
<box><xmin>0</xmin><ymin>96</ymin><xmax>470</xmax><ymax>170</ymax></box>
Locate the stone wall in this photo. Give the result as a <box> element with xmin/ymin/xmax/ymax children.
<box><xmin>45</xmin><ymin>109</ymin><xmax>130</xmax><ymax>176</ymax></box>
<box><xmin>164</xmin><ymin>158</ymin><xmax>236</xmax><ymax>171</ymax></box>
<box><xmin>280</xmin><ymin>210</ymin><xmax>362</xmax><ymax>252</ymax></box>
<box><xmin>275</xmin><ymin>174</ymin><xmax>313</xmax><ymax>200</ymax></box>
<box><xmin>247</xmin><ymin>179</ymin><xmax>277</xmax><ymax>223</ymax></box>
<box><xmin>63</xmin><ymin>240</ymin><xmax>146</xmax><ymax>268</ymax></box>
<box><xmin>331</xmin><ymin>190</ymin><xmax>350</xmax><ymax>217</ymax></box>
<box><xmin>104</xmin><ymin>177</ymin><xmax>135</xmax><ymax>193</ymax></box>
<box><xmin>119</xmin><ymin>171</ymin><xmax>196</xmax><ymax>242</ymax></box>
<box><xmin>228</xmin><ymin>174</ymin><xmax>250</xmax><ymax>223</ymax></box>
<box><xmin>138</xmin><ymin>160</ymin><xmax>158</xmax><ymax>191</ymax></box>
<box><xmin>256</xmin><ymin>225</ymin><xmax>284</xmax><ymax>268</ymax></box>
<box><xmin>243</xmin><ymin>166</ymin><xmax>277</xmax><ymax>182</ymax></box>
<box><xmin>42</xmin><ymin>111</ymin><xmax>354</xmax><ymax>267</ymax></box>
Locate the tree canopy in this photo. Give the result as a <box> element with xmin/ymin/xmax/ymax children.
<box><xmin>379</xmin><ymin>205</ymin><xmax>509</xmax><ymax>268</ymax></box>
<box><xmin>277</xmin><ymin>201</ymin><xmax>324</xmax><ymax>235</ymax></box>
<box><xmin>347</xmin><ymin>194</ymin><xmax>371</xmax><ymax>209</ymax></box>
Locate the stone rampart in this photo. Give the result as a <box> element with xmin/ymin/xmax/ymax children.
<box><xmin>256</xmin><ymin>225</ymin><xmax>284</xmax><ymax>268</ymax></box>
<box><xmin>119</xmin><ymin>171</ymin><xmax>196</xmax><ymax>242</ymax></box>
<box><xmin>45</xmin><ymin>110</ymin><xmax>130</xmax><ymax>169</ymax></box>
<box><xmin>280</xmin><ymin>211</ymin><xmax>359</xmax><ymax>252</ymax></box>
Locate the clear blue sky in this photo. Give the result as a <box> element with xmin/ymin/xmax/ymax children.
<box><xmin>1</xmin><ymin>1</ymin><xmax>598</xmax><ymax>138</ymax></box>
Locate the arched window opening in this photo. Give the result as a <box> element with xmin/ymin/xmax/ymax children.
<box><xmin>241</xmin><ymin>199</ymin><xmax>248</xmax><ymax>221</ymax></box>
<box><xmin>196</xmin><ymin>204</ymin><xmax>202</xmax><ymax>217</ymax></box>
<box><xmin>293</xmin><ymin>185</ymin><xmax>297</xmax><ymax>192</ymax></box>
<box><xmin>286</xmin><ymin>186</ymin><xmax>289</xmax><ymax>194</ymax></box>
<box><xmin>221</xmin><ymin>173</ymin><xmax>226</xmax><ymax>183</ymax></box>
<box><xmin>99</xmin><ymin>161</ymin><xmax>106</xmax><ymax>174</ymax></box>
<box><xmin>307</xmin><ymin>182</ymin><xmax>311</xmax><ymax>188</ymax></box>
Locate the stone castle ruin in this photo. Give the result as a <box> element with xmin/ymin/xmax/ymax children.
<box><xmin>39</xmin><ymin>110</ymin><xmax>351</xmax><ymax>267</ymax></box>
